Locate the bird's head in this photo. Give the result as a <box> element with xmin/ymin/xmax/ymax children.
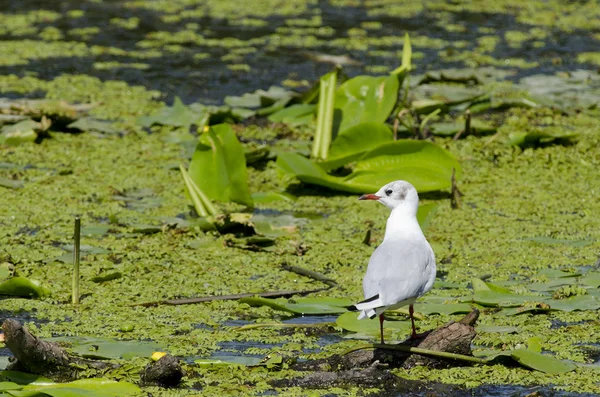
<box><xmin>359</xmin><ymin>180</ymin><xmax>419</xmax><ymax>212</ymax></box>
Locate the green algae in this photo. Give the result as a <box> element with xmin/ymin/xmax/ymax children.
<box><xmin>2</xmin><ymin>72</ymin><xmax>600</xmax><ymax>395</ymax></box>
<box><xmin>0</xmin><ymin>0</ymin><xmax>600</xmax><ymax>394</ymax></box>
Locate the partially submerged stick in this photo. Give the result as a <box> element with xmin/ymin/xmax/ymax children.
<box><xmin>281</xmin><ymin>263</ymin><xmax>338</xmax><ymax>288</ymax></box>
<box><xmin>132</xmin><ymin>263</ymin><xmax>337</xmax><ymax>307</ymax></box>
<box><xmin>133</xmin><ymin>288</ymin><xmax>328</xmax><ymax>308</ymax></box>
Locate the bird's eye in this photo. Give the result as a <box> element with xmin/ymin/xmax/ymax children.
<box><xmin>385</xmin><ymin>189</ymin><xmax>393</xmax><ymax>196</ymax></box>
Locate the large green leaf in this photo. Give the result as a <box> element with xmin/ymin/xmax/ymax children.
<box><xmin>276</xmin><ymin>152</ymin><xmax>368</xmax><ymax>193</ymax></box>
<box><xmin>277</xmin><ymin>139</ymin><xmax>460</xmax><ymax>194</ymax></box>
<box><xmin>137</xmin><ymin>96</ymin><xmax>205</xmax><ymax>130</ymax></box>
<box><xmin>351</xmin><ymin>140</ymin><xmax>461</xmax><ymax>192</ymax></box>
<box><xmin>0</xmin><ymin>371</ymin><xmax>53</xmax><ymax>386</ymax></box>
<box><xmin>471</xmin><ymin>290</ymin><xmax>545</xmax><ymax>308</ymax></box>
<box><xmin>180</xmin><ymin>164</ymin><xmax>218</xmax><ymax>217</ymax></box>
<box><xmin>416</xmin><ymin>203</ymin><xmax>438</xmax><ymax>230</ymax></box>
<box><xmin>334</xmin><ymin>74</ymin><xmax>399</xmax><ymax>133</ymax></box>
<box><xmin>430</xmin><ymin>119</ymin><xmax>496</xmax><ymax>137</ymax></box>
<box><xmin>224</xmin><ymin>86</ymin><xmax>295</xmax><ymax>116</ymax></box>
<box><xmin>6</xmin><ymin>378</ymin><xmax>140</xmax><ymax>397</ymax></box>
<box><xmin>471</xmin><ymin>278</ymin><xmax>513</xmax><ymax>294</ymax></box>
<box><xmin>335</xmin><ymin>312</ymin><xmax>411</xmax><ymax>336</ymax></box>
<box><xmin>547</xmin><ymin>295</ymin><xmax>600</xmax><ymax>312</ymax></box>
<box><xmin>507</xmin><ymin>130</ymin><xmax>578</xmax><ymax>148</ymax></box>
<box><xmin>319</xmin><ymin>122</ymin><xmax>393</xmax><ymax>170</ymax></box>
<box><xmin>0</xmin><ymin>277</ymin><xmax>49</xmax><ymax>298</ymax></box>
<box><xmin>188</xmin><ymin>124</ymin><xmax>253</xmax><ymax>207</ymax></box>
<box><xmin>268</xmin><ymin>104</ymin><xmax>315</xmax><ymax>126</ymax></box>
<box><xmin>48</xmin><ymin>336</ymin><xmax>162</xmax><ymax>360</ymax></box>
<box><xmin>0</xmin><ymin>119</ymin><xmax>38</xmax><ymax>146</ymax></box>
<box><xmin>510</xmin><ymin>349</ymin><xmax>576</xmax><ymax>374</ymax></box>
<box><xmin>239</xmin><ymin>297</ymin><xmax>352</xmax><ymax>315</ymax></box>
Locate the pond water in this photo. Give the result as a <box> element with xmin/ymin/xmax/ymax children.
<box><xmin>1</xmin><ymin>0</ymin><xmax>599</xmax><ymax>104</ymax></box>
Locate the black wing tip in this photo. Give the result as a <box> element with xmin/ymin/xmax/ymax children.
<box><xmin>346</xmin><ymin>305</ymin><xmax>358</xmax><ymax>311</ymax></box>
<box><xmin>356</xmin><ymin>294</ymin><xmax>379</xmax><ymax>305</ymax></box>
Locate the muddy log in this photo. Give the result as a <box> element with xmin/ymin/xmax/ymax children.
<box><xmin>279</xmin><ymin>310</ymin><xmax>479</xmax><ymax>389</ymax></box>
<box><xmin>1</xmin><ymin>319</ymin><xmax>183</xmax><ymax>387</ymax></box>
<box><xmin>141</xmin><ymin>355</ymin><xmax>184</xmax><ymax>387</ymax></box>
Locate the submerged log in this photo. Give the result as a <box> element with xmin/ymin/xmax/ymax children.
<box><xmin>140</xmin><ymin>355</ymin><xmax>184</xmax><ymax>387</ymax></box>
<box><xmin>2</xmin><ymin>319</ymin><xmax>113</xmax><ymax>381</ymax></box>
<box><xmin>278</xmin><ymin>309</ymin><xmax>480</xmax><ymax>389</ymax></box>
<box><xmin>2</xmin><ymin>319</ymin><xmax>183</xmax><ymax>387</ymax></box>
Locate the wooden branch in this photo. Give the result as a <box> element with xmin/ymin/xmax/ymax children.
<box><xmin>132</xmin><ymin>287</ymin><xmax>328</xmax><ymax>308</ymax></box>
<box><xmin>132</xmin><ymin>263</ymin><xmax>337</xmax><ymax>307</ymax></box>
<box><xmin>281</xmin><ymin>263</ymin><xmax>338</xmax><ymax>288</ymax></box>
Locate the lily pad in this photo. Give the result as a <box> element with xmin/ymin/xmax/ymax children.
<box><xmin>537</xmin><ymin>268</ymin><xmax>582</xmax><ymax>278</ymax></box>
<box><xmin>580</xmin><ymin>271</ymin><xmax>600</xmax><ymax>288</ymax></box>
<box><xmin>0</xmin><ymin>371</ymin><xmax>53</xmax><ymax>385</ymax></box>
<box><xmin>335</xmin><ymin>311</ymin><xmax>411</xmax><ymax>336</ymax></box>
<box><xmin>268</xmin><ymin>104</ymin><xmax>315</xmax><ymax>126</ymax></box>
<box><xmin>137</xmin><ymin>96</ymin><xmax>206</xmax><ymax>130</ymax></box>
<box><xmin>0</xmin><ymin>119</ymin><xmax>39</xmax><ymax>145</ymax></box>
<box><xmin>0</xmin><ymin>178</ymin><xmax>24</xmax><ymax>189</ymax></box>
<box><xmin>91</xmin><ymin>272</ymin><xmax>122</xmax><ymax>283</ymax></box>
<box><xmin>430</xmin><ymin>119</ymin><xmax>496</xmax><ymax>137</ymax></box>
<box><xmin>510</xmin><ymin>349</ymin><xmax>576</xmax><ymax>374</ymax></box>
<box><xmin>0</xmin><ymin>376</ymin><xmax>141</xmax><ymax>397</ymax></box>
<box><xmin>49</xmin><ymin>336</ymin><xmax>162</xmax><ymax>360</ymax></box>
<box><xmin>471</xmin><ymin>290</ymin><xmax>545</xmax><ymax>308</ymax></box>
<box><xmin>547</xmin><ymin>295</ymin><xmax>600</xmax><ymax>312</ymax></box>
<box><xmin>0</xmin><ymin>276</ymin><xmax>49</xmax><ymax>298</ymax></box>
<box><xmin>225</xmin><ymin>86</ymin><xmax>296</xmax><ymax>116</ymax></box>
<box><xmin>251</xmin><ymin>213</ymin><xmax>304</xmax><ymax>237</ymax></box>
<box><xmin>67</xmin><ymin>118</ymin><xmax>119</xmax><ymax>134</ymax></box>
<box><xmin>81</xmin><ymin>224</ymin><xmax>110</xmax><ymax>236</ymax></box>
<box><xmin>471</xmin><ymin>278</ymin><xmax>513</xmax><ymax>294</ymax></box>
<box><xmin>508</xmin><ymin>131</ymin><xmax>578</xmax><ymax>148</ymax></box>
<box><xmin>239</xmin><ymin>297</ymin><xmax>352</xmax><ymax>315</ymax></box>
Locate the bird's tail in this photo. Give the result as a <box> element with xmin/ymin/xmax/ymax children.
<box><xmin>348</xmin><ymin>294</ymin><xmax>383</xmax><ymax>320</ymax></box>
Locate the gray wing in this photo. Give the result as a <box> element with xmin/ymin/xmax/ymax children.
<box><xmin>362</xmin><ymin>238</ymin><xmax>435</xmax><ymax>307</ymax></box>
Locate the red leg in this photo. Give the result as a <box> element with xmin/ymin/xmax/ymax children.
<box><xmin>409</xmin><ymin>304</ymin><xmax>417</xmax><ymax>339</ymax></box>
<box><xmin>379</xmin><ymin>313</ymin><xmax>385</xmax><ymax>344</ymax></box>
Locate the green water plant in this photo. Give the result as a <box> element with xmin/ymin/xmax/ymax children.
<box><xmin>274</xmin><ymin>34</ymin><xmax>462</xmax><ymax>193</ymax></box>
<box><xmin>187</xmin><ymin>123</ymin><xmax>253</xmax><ymax>208</ymax></box>
<box><xmin>312</xmin><ymin>67</ymin><xmax>338</xmax><ymax>160</ymax></box>
<box><xmin>0</xmin><ymin>373</ymin><xmax>140</xmax><ymax>397</ymax></box>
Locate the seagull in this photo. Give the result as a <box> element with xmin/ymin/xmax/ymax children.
<box><xmin>350</xmin><ymin>180</ymin><xmax>436</xmax><ymax>344</ymax></box>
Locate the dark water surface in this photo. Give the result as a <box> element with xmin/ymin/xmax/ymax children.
<box><xmin>1</xmin><ymin>0</ymin><xmax>598</xmax><ymax>104</ymax></box>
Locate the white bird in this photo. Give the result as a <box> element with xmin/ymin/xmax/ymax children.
<box><xmin>350</xmin><ymin>180</ymin><xmax>436</xmax><ymax>344</ymax></box>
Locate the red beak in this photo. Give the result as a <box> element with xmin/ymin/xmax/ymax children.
<box><xmin>359</xmin><ymin>194</ymin><xmax>381</xmax><ymax>201</ymax></box>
